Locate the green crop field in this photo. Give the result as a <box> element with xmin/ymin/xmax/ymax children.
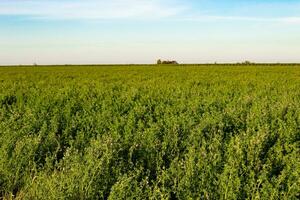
<box><xmin>0</xmin><ymin>65</ymin><xmax>299</xmax><ymax>199</ymax></box>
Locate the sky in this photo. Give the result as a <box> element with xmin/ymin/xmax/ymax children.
<box><xmin>0</xmin><ymin>0</ymin><xmax>300</xmax><ymax>65</ymax></box>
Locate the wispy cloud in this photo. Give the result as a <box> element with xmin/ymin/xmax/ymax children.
<box><xmin>0</xmin><ymin>0</ymin><xmax>300</xmax><ymax>25</ymax></box>
<box><xmin>182</xmin><ymin>15</ymin><xmax>300</xmax><ymax>24</ymax></box>
<box><xmin>0</xmin><ymin>0</ymin><xmax>186</xmax><ymax>20</ymax></box>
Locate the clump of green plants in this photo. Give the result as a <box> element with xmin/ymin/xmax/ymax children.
<box><xmin>0</xmin><ymin>65</ymin><xmax>299</xmax><ymax>199</ymax></box>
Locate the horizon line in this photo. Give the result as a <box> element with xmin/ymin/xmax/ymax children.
<box><xmin>1</xmin><ymin>62</ymin><xmax>300</xmax><ymax>67</ymax></box>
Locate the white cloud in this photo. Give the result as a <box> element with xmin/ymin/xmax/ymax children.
<box><xmin>0</xmin><ymin>0</ymin><xmax>186</xmax><ymax>20</ymax></box>
<box><xmin>182</xmin><ymin>15</ymin><xmax>300</xmax><ymax>24</ymax></box>
<box><xmin>0</xmin><ymin>0</ymin><xmax>299</xmax><ymax>25</ymax></box>
<box><xmin>278</xmin><ymin>17</ymin><xmax>300</xmax><ymax>24</ymax></box>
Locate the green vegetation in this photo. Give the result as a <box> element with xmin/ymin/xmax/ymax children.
<box><xmin>0</xmin><ymin>65</ymin><xmax>299</xmax><ymax>199</ymax></box>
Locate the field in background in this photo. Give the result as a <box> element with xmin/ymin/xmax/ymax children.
<box><xmin>0</xmin><ymin>65</ymin><xmax>299</xmax><ymax>199</ymax></box>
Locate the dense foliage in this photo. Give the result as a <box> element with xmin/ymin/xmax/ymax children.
<box><xmin>0</xmin><ymin>65</ymin><xmax>299</xmax><ymax>199</ymax></box>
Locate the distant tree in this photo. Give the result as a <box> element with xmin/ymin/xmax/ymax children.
<box><xmin>157</xmin><ymin>59</ymin><xmax>179</xmax><ymax>65</ymax></box>
<box><xmin>243</xmin><ymin>61</ymin><xmax>252</xmax><ymax>65</ymax></box>
<box><xmin>161</xmin><ymin>60</ymin><xmax>179</xmax><ymax>65</ymax></box>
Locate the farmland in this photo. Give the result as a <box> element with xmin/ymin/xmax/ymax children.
<box><xmin>0</xmin><ymin>65</ymin><xmax>299</xmax><ymax>199</ymax></box>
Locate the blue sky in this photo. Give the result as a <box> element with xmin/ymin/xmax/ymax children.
<box><xmin>0</xmin><ymin>0</ymin><xmax>300</xmax><ymax>64</ymax></box>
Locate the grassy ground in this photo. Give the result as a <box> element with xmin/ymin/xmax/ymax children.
<box><xmin>0</xmin><ymin>65</ymin><xmax>299</xmax><ymax>199</ymax></box>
